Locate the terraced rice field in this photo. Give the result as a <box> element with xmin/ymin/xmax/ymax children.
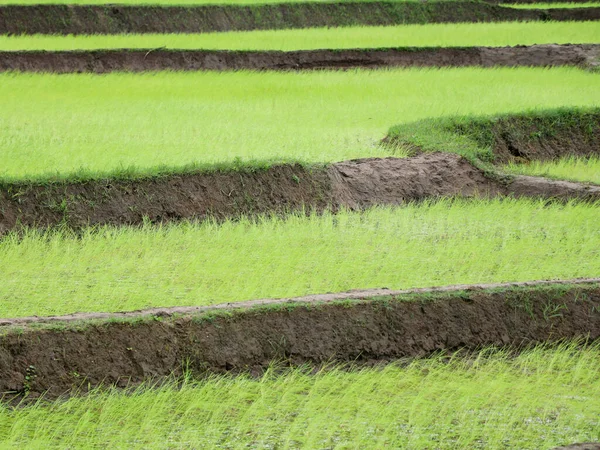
<box><xmin>2</xmin><ymin>344</ymin><xmax>600</xmax><ymax>448</ymax></box>
<box><xmin>3</xmin><ymin>199</ymin><xmax>600</xmax><ymax>318</ymax></box>
<box><xmin>1</xmin><ymin>21</ymin><xmax>599</xmax><ymax>50</ymax></box>
<box><xmin>2</xmin><ymin>68</ymin><xmax>599</xmax><ymax>180</ymax></box>
<box><xmin>0</xmin><ymin>0</ymin><xmax>599</xmax><ymax>447</ymax></box>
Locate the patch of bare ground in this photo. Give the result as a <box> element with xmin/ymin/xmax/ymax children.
<box><xmin>488</xmin><ymin>115</ymin><xmax>600</xmax><ymax>163</ymax></box>
<box><xmin>1</xmin><ymin>153</ymin><xmax>598</xmax><ymax>234</ymax></box>
<box><xmin>0</xmin><ymin>2</ymin><xmax>598</xmax><ymax>35</ymax></box>
<box><xmin>1</xmin><ymin>44</ymin><xmax>598</xmax><ymax>73</ymax></box>
<box><xmin>552</xmin><ymin>445</ymin><xmax>600</xmax><ymax>450</ymax></box>
<box><xmin>0</xmin><ymin>279</ymin><xmax>598</xmax><ymax>401</ymax></box>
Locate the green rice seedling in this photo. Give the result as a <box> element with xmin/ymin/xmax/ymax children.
<box><xmin>1</xmin><ymin>21</ymin><xmax>598</xmax><ymax>51</ymax></box>
<box><xmin>0</xmin><ymin>198</ymin><xmax>598</xmax><ymax>318</ymax></box>
<box><xmin>505</xmin><ymin>156</ymin><xmax>600</xmax><ymax>184</ymax></box>
<box><xmin>1</xmin><ymin>67</ymin><xmax>599</xmax><ymax>181</ymax></box>
<box><xmin>1</xmin><ymin>342</ymin><xmax>599</xmax><ymax>448</ymax></box>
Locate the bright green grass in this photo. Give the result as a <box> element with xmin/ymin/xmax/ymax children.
<box><xmin>2</xmin><ymin>343</ymin><xmax>599</xmax><ymax>448</ymax></box>
<box><xmin>504</xmin><ymin>2</ymin><xmax>600</xmax><ymax>8</ymax></box>
<box><xmin>2</xmin><ymin>68</ymin><xmax>600</xmax><ymax>182</ymax></box>
<box><xmin>1</xmin><ymin>199</ymin><xmax>598</xmax><ymax>319</ymax></box>
<box><xmin>2</xmin><ymin>22</ymin><xmax>599</xmax><ymax>51</ymax></box>
<box><xmin>505</xmin><ymin>156</ymin><xmax>600</xmax><ymax>184</ymax></box>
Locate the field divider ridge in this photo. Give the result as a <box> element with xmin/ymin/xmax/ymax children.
<box><xmin>1</xmin><ymin>278</ymin><xmax>599</xmax><ymax>400</ymax></box>
<box><xmin>1</xmin><ymin>152</ymin><xmax>599</xmax><ymax>234</ymax></box>
<box><xmin>1</xmin><ymin>2</ymin><xmax>599</xmax><ymax>35</ymax></box>
<box><xmin>2</xmin><ymin>277</ymin><xmax>599</xmax><ymax>327</ymax></box>
<box><xmin>1</xmin><ymin>44</ymin><xmax>599</xmax><ymax>72</ymax></box>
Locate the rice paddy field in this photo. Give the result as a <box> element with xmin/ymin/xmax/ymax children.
<box><xmin>2</xmin><ymin>199</ymin><xmax>599</xmax><ymax>318</ymax></box>
<box><xmin>0</xmin><ymin>0</ymin><xmax>599</xmax><ymax>447</ymax></box>
<box><xmin>2</xmin><ymin>68</ymin><xmax>600</xmax><ymax>181</ymax></box>
<box><xmin>1</xmin><ymin>344</ymin><xmax>599</xmax><ymax>449</ymax></box>
<box><xmin>1</xmin><ymin>21</ymin><xmax>599</xmax><ymax>51</ymax></box>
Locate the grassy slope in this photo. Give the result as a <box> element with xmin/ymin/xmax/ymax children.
<box><xmin>2</xmin><ymin>68</ymin><xmax>600</xmax><ymax>182</ymax></box>
<box><xmin>386</xmin><ymin>108</ymin><xmax>600</xmax><ymax>165</ymax></box>
<box><xmin>505</xmin><ymin>156</ymin><xmax>600</xmax><ymax>183</ymax></box>
<box><xmin>2</xmin><ymin>343</ymin><xmax>599</xmax><ymax>448</ymax></box>
<box><xmin>1</xmin><ymin>199</ymin><xmax>599</xmax><ymax>318</ymax></box>
<box><xmin>1</xmin><ymin>21</ymin><xmax>598</xmax><ymax>51</ymax></box>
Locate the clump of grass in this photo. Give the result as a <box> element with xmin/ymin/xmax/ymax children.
<box><xmin>1</xmin><ymin>342</ymin><xmax>599</xmax><ymax>448</ymax></box>
<box><xmin>0</xmin><ymin>21</ymin><xmax>598</xmax><ymax>51</ymax></box>
<box><xmin>505</xmin><ymin>156</ymin><xmax>600</xmax><ymax>184</ymax></box>
<box><xmin>0</xmin><ymin>198</ymin><xmax>598</xmax><ymax>318</ymax></box>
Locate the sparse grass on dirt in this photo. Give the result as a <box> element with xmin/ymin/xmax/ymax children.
<box><xmin>505</xmin><ymin>156</ymin><xmax>600</xmax><ymax>184</ymax></box>
<box><xmin>503</xmin><ymin>2</ymin><xmax>600</xmax><ymax>7</ymax></box>
<box><xmin>2</xmin><ymin>67</ymin><xmax>599</xmax><ymax>182</ymax></box>
<box><xmin>1</xmin><ymin>342</ymin><xmax>599</xmax><ymax>449</ymax></box>
<box><xmin>0</xmin><ymin>0</ymin><xmax>462</xmax><ymax>4</ymax></box>
<box><xmin>1</xmin><ymin>21</ymin><xmax>598</xmax><ymax>51</ymax></box>
<box><xmin>0</xmin><ymin>198</ymin><xmax>598</xmax><ymax>318</ymax></box>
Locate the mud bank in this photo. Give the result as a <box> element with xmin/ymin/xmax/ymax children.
<box><xmin>2</xmin><ymin>44</ymin><xmax>598</xmax><ymax>73</ymax></box>
<box><xmin>0</xmin><ymin>279</ymin><xmax>598</xmax><ymax>400</ymax></box>
<box><xmin>1</xmin><ymin>153</ymin><xmax>598</xmax><ymax>233</ymax></box>
<box><xmin>483</xmin><ymin>112</ymin><xmax>600</xmax><ymax>163</ymax></box>
<box><xmin>1</xmin><ymin>2</ymin><xmax>598</xmax><ymax>35</ymax></box>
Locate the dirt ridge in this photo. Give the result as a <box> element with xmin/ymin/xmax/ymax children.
<box><xmin>3</xmin><ymin>277</ymin><xmax>599</xmax><ymax>327</ymax></box>
<box><xmin>1</xmin><ymin>2</ymin><xmax>598</xmax><ymax>35</ymax></box>
<box><xmin>1</xmin><ymin>44</ymin><xmax>598</xmax><ymax>73</ymax></box>
<box><xmin>1</xmin><ymin>153</ymin><xmax>599</xmax><ymax>234</ymax></box>
<box><xmin>1</xmin><ymin>279</ymin><xmax>599</xmax><ymax>400</ymax></box>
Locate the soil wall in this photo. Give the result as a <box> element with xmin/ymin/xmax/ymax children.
<box><xmin>1</xmin><ymin>2</ymin><xmax>598</xmax><ymax>35</ymax></box>
<box><xmin>2</xmin><ymin>153</ymin><xmax>598</xmax><ymax>233</ymax></box>
<box><xmin>1</xmin><ymin>279</ymin><xmax>599</xmax><ymax>400</ymax></box>
<box><xmin>488</xmin><ymin>114</ymin><xmax>600</xmax><ymax>163</ymax></box>
<box><xmin>1</xmin><ymin>44</ymin><xmax>597</xmax><ymax>73</ymax></box>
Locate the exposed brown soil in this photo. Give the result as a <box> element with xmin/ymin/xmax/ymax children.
<box><xmin>330</xmin><ymin>153</ymin><xmax>502</xmax><ymax>208</ymax></box>
<box><xmin>2</xmin><ymin>153</ymin><xmax>598</xmax><ymax>233</ymax></box>
<box><xmin>487</xmin><ymin>115</ymin><xmax>600</xmax><ymax>164</ymax></box>
<box><xmin>0</xmin><ymin>279</ymin><xmax>598</xmax><ymax>400</ymax></box>
<box><xmin>0</xmin><ymin>163</ymin><xmax>334</xmax><ymax>233</ymax></box>
<box><xmin>1</xmin><ymin>44</ymin><xmax>598</xmax><ymax>73</ymax></box>
<box><xmin>553</xmin><ymin>445</ymin><xmax>600</xmax><ymax>450</ymax></box>
<box><xmin>508</xmin><ymin>175</ymin><xmax>600</xmax><ymax>199</ymax></box>
<box><xmin>0</xmin><ymin>2</ymin><xmax>598</xmax><ymax>35</ymax></box>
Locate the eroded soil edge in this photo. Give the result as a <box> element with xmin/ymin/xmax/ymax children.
<box><xmin>2</xmin><ymin>45</ymin><xmax>598</xmax><ymax>73</ymax></box>
<box><xmin>1</xmin><ymin>279</ymin><xmax>599</xmax><ymax>400</ymax></box>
